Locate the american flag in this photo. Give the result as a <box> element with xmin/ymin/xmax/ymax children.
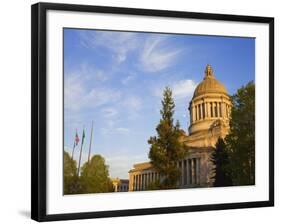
<box><xmin>75</xmin><ymin>129</ymin><xmax>80</xmax><ymax>146</ymax></box>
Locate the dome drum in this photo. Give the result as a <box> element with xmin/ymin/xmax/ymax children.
<box><xmin>188</xmin><ymin>65</ymin><xmax>232</xmax><ymax>135</ymax></box>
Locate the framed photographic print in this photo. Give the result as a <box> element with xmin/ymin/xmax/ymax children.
<box><xmin>31</xmin><ymin>2</ymin><xmax>274</xmax><ymax>222</ymax></box>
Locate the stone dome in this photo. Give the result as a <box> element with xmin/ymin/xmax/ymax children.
<box><xmin>193</xmin><ymin>64</ymin><xmax>227</xmax><ymax>98</ymax></box>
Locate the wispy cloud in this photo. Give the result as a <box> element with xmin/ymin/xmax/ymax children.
<box><xmin>154</xmin><ymin>79</ymin><xmax>197</xmax><ymax>100</ymax></box>
<box><xmin>80</xmin><ymin>31</ymin><xmax>183</xmax><ymax>70</ymax></box>
<box><xmin>101</xmin><ymin>126</ymin><xmax>130</xmax><ymax>135</ymax></box>
<box><xmin>65</xmin><ymin>73</ymin><xmax>85</xmax><ymax>111</ymax></box>
<box><xmin>80</xmin><ymin>31</ymin><xmax>139</xmax><ymax>63</ymax></box>
<box><xmin>121</xmin><ymin>74</ymin><xmax>136</xmax><ymax>85</ymax></box>
<box><xmin>84</xmin><ymin>87</ymin><xmax>121</xmax><ymax>108</ymax></box>
<box><xmin>140</xmin><ymin>37</ymin><xmax>182</xmax><ymax>72</ymax></box>
<box><xmin>172</xmin><ymin>79</ymin><xmax>197</xmax><ymax>100</ymax></box>
<box><xmin>115</xmin><ymin>127</ymin><xmax>130</xmax><ymax>134</ymax></box>
<box><xmin>123</xmin><ymin>96</ymin><xmax>142</xmax><ymax>111</ymax></box>
<box><xmin>65</xmin><ymin>72</ymin><xmax>121</xmax><ymax>111</ymax></box>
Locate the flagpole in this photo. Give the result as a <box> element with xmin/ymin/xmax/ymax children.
<box><xmin>71</xmin><ymin>129</ymin><xmax>78</xmax><ymax>160</ymax></box>
<box><xmin>88</xmin><ymin>121</ymin><xmax>93</xmax><ymax>163</ymax></box>
<box><xmin>77</xmin><ymin>127</ymin><xmax>85</xmax><ymax>176</ymax></box>
<box><xmin>71</xmin><ymin>140</ymin><xmax>75</xmax><ymax>160</ymax></box>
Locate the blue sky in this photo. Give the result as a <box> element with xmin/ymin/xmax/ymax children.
<box><xmin>64</xmin><ymin>28</ymin><xmax>255</xmax><ymax>179</ymax></box>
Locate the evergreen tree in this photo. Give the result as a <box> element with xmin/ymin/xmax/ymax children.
<box><xmin>225</xmin><ymin>81</ymin><xmax>255</xmax><ymax>185</ymax></box>
<box><xmin>148</xmin><ymin>87</ymin><xmax>188</xmax><ymax>189</ymax></box>
<box><xmin>211</xmin><ymin>137</ymin><xmax>232</xmax><ymax>187</ymax></box>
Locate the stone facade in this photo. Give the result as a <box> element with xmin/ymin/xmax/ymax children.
<box><xmin>111</xmin><ymin>178</ymin><xmax>129</xmax><ymax>192</ymax></box>
<box><xmin>128</xmin><ymin>65</ymin><xmax>232</xmax><ymax>191</ymax></box>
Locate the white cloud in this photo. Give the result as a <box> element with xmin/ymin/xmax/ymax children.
<box><xmin>80</xmin><ymin>63</ymin><xmax>108</xmax><ymax>82</ymax></box>
<box><xmin>121</xmin><ymin>74</ymin><xmax>135</xmax><ymax>85</ymax></box>
<box><xmin>123</xmin><ymin>96</ymin><xmax>142</xmax><ymax>111</ymax></box>
<box><xmin>140</xmin><ymin>37</ymin><xmax>181</xmax><ymax>72</ymax></box>
<box><xmin>115</xmin><ymin>127</ymin><xmax>130</xmax><ymax>134</ymax></box>
<box><xmin>84</xmin><ymin>87</ymin><xmax>121</xmax><ymax>108</ymax></box>
<box><xmin>80</xmin><ymin>31</ymin><xmax>139</xmax><ymax>63</ymax></box>
<box><xmin>172</xmin><ymin>79</ymin><xmax>197</xmax><ymax>99</ymax></box>
<box><xmin>154</xmin><ymin>79</ymin><xmax>197</xmax><ymax>100</ymax></box>
<box><xmin>65</xmin><ymin>74</ymin><xmax>85</xmax><ymax>111</ymax></box>
<box><xmin>65</xmin><ymin>73</ymin><xmax>121</xmax><ymax>111</ymax></box>
<box><xmin>101</xmin><ymin>126</ymin><xmax>130</xmax><ymax>135</ymax></box>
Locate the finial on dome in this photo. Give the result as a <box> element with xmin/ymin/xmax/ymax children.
<box><xmin>204</xmin><ymin>64</ymin><xmax>214</xmax><ymax>79</ymax></box>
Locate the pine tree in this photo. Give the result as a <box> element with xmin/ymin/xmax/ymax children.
<box><xmin>225</xmin><ymin>81</ymin><xmax>255</xmax><ymax>185</ymax></box>
<box><xmin>148</xmin><ymin>87</ymin><xmax>188</xmax><ymax>189</ymax></box>
<box><xmin>211</xmin><ymin>138</ymin><xmax>232</xmax><ymax>187</ymax></box>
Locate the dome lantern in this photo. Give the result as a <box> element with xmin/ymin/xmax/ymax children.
<box><xmin>204</xmin><ymin>64</ymin><xmax>214</xmax><ymax>79</ymax></box>
<box><xmin>193</xmin><ymin>64</ymin><xmax>227</xmax><ymax>98</ymax></box>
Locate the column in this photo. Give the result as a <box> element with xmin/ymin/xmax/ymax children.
<box><xmin>136</xmin><ymin>175</ymin><xmax>139</xmax><ymax>191</ymax></box>
<box><xmin>143</xmin><ymin>174</ymin><xmax>146</xmax><ymax>190</ymax></box>
<box><xmin>204</xmin><ymin>102</ymin><xmax>208</xmax><ymax>118</ymax></box>
<box><xmin>133</xmin><ymin>175</ymin><xmax>136</xmax><ymax>191</ymax></box>
<box><xmin>191</xmin><ymin>159</ymin><xmax>194</xmax><ymax>185</ymax></box>
<box><xmin>196</xmin><ymin>105</ymin><xmax>199</xmax><ymax>121</ymax></box>
<box><xmin>176</xmin><ymin>162</ymin><xmax>179</xmax><ymax>186</ymax></box>
<box><xmin>227</xmin><ymin>105</ymin><xmax>231</xmax><ymax>118</ymax></box>
<box><xmin>221</xmin><ymin>101</ymin><xmax>225</xmax><ymax>118</ymax></box>
<box><xmin>181</xmin><ymin>160</ymin><xmax>184</xmax><ymax>186</ymax></box>
<box><xmin>178</xmin><ymin>161</ymin><xmax>182</xmax><ymax>186</ymax></box>
<box><xmin>192</xmin><ymin>105</ymin><xmax>196</xmax><ymax>122</ymax></box>
<box><xmin>183</xmin><ymin>160</ymin><xmax>187</xmax><ymax>185</ymax></box>
<box><xmin>139</xmin><ymin>174</ymin><xmax>142</xmax><ymax>191</ymax></box>
<box><xmin>216</xmin><ymin>102</ymin><xmax>220</xmax><ymax>118</ymax></box>
<box><xmin>200</xmin><ymin>104</ymin><xmax>203</xmax><ymax>119</ymax></box>
<box><xmin>206</xmin><ymin>102</ymin><xmax>210</xmax><ymax>118</ymax></box>
<box><xmin>196</xmin><ymin>158</ymin><xmax>200</xmax><ymax>184</ymax></box>
<box><xmin>189</xmin><ymin>159</ymin><xmax>192</xmax><ymax>184</ymax></box>
<box><xmin>226</xmin><ymin>104</ymin><xmax>229</xmax><ymax>118</ymax></box>
<box><xmin>190</xmin><ymin>108</ymin><xmax>192</xmax><ymax>124</ymax></box>
<box><xmin>146</xmin><ymin>173</ymin><xmax>148</xmax><ymax>189</ymax></box>
<box><xmin>145</xmin><ymin>173</ymin><xmax>148</xmax><ymax>189</ymax></box>
<box><xmin>194</xmin><ymin>105</ymin><xmax>196</xmax><ymax>121</ymax></box>
<box><xmin>141</xmin><ymin>174</ymin><xmax>144</xmax><ymax>190</ymax></box>
<box><xmin>186</xmin><ymin>159</ymin><xmax>190</xmax><ymax>185</ymax></box>
<box><xmin>194</xmin><ymin>158</ymin><xmax>197</xmax><ymax>184</ymax></box>
<box><xmin>212</xmin><ymin>102</ymin><xmax>216</xmax><ymax>117</ymax></box>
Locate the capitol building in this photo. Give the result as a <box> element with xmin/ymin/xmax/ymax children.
<box><xmin>128</xmin><ymin>64</ymin><xmax>232</xmax><ymax>191</ymax></box>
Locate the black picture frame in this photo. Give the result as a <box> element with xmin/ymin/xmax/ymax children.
<box><xmin>31</xmin><ymin>2</ymin><xmax>274</xmax><ymax>222</ymax></box>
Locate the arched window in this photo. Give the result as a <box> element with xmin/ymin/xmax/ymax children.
<box><xmin>210</xmin><ymin>102</ymin><xmax>213</xmax><ymax>117</ymax></box>
<box><xmin>219</xmin><ymin>102</ymin><xmax>222</xmax><ymax>117</ymax></box>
